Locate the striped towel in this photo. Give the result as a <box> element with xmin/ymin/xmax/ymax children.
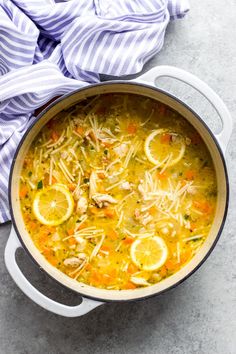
<box><xmin>0</xmin><ymin>0</ymin><xmax>189</xmax><ymax>223</ymax></box>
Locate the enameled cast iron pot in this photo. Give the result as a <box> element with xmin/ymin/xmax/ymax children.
<box><xmin>5</xmin><ymin>66</ymin><xmax>233</xmax><ymax>317</ymax></box>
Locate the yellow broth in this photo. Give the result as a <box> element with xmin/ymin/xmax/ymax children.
<box><xmin>20</xmin><ymin>94</ymin><xmax>217</xmax><ymax>290</ymax></box>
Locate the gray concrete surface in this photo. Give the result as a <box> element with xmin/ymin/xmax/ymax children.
<box><xmin>1</xmin><ymin>1</ymin><xmax>236</xmax><ymax>353</ymax></box>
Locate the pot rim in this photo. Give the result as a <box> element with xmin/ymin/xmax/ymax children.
<box><xmin>9</xmin><ymin>80</ymin><xmax>229</xmax><ymax>303</ymax></box>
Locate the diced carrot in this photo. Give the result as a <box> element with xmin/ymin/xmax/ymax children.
<box><xmin>85</xmin><ymin>263</ymin><xmax>92</xmax><ymax>271</ymax></box>
<box><xmin>77</xmin><ymin>221</ymin><xmax>88</xmax><ymax>230</ymax></box>
<box><xmin>67</xmin><ymin>228</ymin><xmax>74</xmax><ymax>236</ymax></box>
<box><xmin>180</xmin><ymin>249</ymin><xmax>192</xmax><ymax>264</ymax></box>
<box><xmin>123</xmin><ymin>237</ymin><xmax>134</xmax><ymax>245</ymax></box>
<box><xmin>51</xmin><ymin>176</ymin><xmax>57</xmax><ymax>184</ymax></box>
<box><xmin>19</xmin><ymin>185</ymin><xmax>28</xmax><ymax>198</ymax></box>
<box><xmin>28</xmin><ymin>221</ymin><xmax>37</xmax><ymax>231</ymax></box>
<box><xmin>68</xmin><ymin>237</ymin><xmax>76</xmax><ymax>245</ymax></box>
<box><xmin>149</xmin><ymin>206</ymin><xmax>157</xmax><ymax>215</ymax></box>
<box><xmin>124</xmin><ymin>281</ymin><xmax>136</xmax><ymax>290</ymax></box>
<box><xmin>100</xmin><ymin>245</ymin><xmax>111</xmax><ymax>252</ymax></box>
<box><xmin>165</xmin><ymin>260</ymin><xmax>176</xmax><ymax>271</ymax></box>
<box><xmin>190</xmin><ymin>222</ymin><xmax>196</xmax><ymax>231</ymax></box>
<box><xmin>159</xmin><ymin>266</ymin><xmax>167</xmax><ymax>278</ymax></box>
<box><xmin>97</xmin><ymin>172</ymin><xmax>106</xmax><ymax>179</ymax></box>
<box><xmin>104</xmin><ymin>208</ymin><xmax>115</xmax><ymax>219</ymax></box>
<box><xmin>127</xmin><ymin>263</ymin><xmax>138</xmax><ymax>274</ymax></box>
<box><xmin>103</xmin><ymin>141</ymin><xmax>113</xmax><ymax>148</ymax></box>
<box><xmin>160</xmin><ymin>133</ymin><xmax>171</xmax><ymax>144</ymax></box>
<box><xmin>107</xmin><ymin>228</ymin><xmax>118</xmax><ymax>241</ymax></box>
<box><xmin>157</xmin><ymin>171</ymin><xmax>169</xmax><ymax>180</ymax></box>
<box><xmin>76</xmin><ymin>126</ymin><xmax>84</xmax><ymax>136</ymax></box>
<box><xmin>193</xmin><ymin>200</ymin><xmax>213</xmax><ymax>214</ymax></box>
<box><xmin>185</xmin><ymin>170</ymin><xmax>195</xmax><ymax>180</ymax></box>
<box><xmin>108</xmin><ymin>268</ymin><xmax>117</xmax><ymax>278</ymax></box>
<box><xmin>127</xmin><ymin>123</ymin><xmax>137</xmax><ymax>134</ymax></box>
<box><xmin>68</xmin><ymin>183</ymin><xmax>77</xmax><ymax>191</ymax></box>
<box><xmin>90</xmin><ymin>207</ymin><xmax>100</xmax><ymax>215</ymax></box>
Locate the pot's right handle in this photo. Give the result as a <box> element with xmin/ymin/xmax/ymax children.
<box><xmin>5</xmin><ymin>227</ymin><xmax>103</xmax><ymax>317</ymax></box>
<box><xmin>135</xmin><ymin>66</ymin><xmax>233</xmax><ymax>154</ymax></box>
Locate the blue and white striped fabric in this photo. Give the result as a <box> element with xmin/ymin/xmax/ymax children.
<box><xmin>0</xmin><ymin>0</ymin><xmax>189</xmax><ymax>223</ymax></box>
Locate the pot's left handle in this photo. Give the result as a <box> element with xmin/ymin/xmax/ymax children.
<box><xmin>5</xmin><ymin>227</ymin><xmax>103</xmax><ymax>317</ymax></box>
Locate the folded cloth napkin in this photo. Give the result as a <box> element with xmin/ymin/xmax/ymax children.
<box><xmin>0</xmin><ymin>0</ymin><xmax>189</xmax><ymax>223</ymax></box>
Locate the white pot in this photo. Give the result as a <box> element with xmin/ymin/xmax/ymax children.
<box><xmin>5</xmin><ymin>66</ymin><xmax>232</xmax><ymax>317</ymax></box>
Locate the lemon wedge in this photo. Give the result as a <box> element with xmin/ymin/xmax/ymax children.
<box><xmin>144</xmin><ymin>129</ymin><xmax>185</xmax><ymax>166</ymax></box>
<box><xmin>33</xmin><ymin>184</ymin><xmax>74</xmax><ymax>226</ymax></box>
<box><xmin>130</xmin><ymin>236</ymin><xmax>168</xmax><ymax>271</ymax></box>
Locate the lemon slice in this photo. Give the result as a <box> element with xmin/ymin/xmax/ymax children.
<box><xmin>33</xmin><ymin>184</ymin><xmax>74</xmax><ymax>226</ymax></box>
<box><xmin>144</xmin><ymin>129</ymin><xmax>185</xmax><ymax>166</ymax></box>
<box><xmin>130</xmin><ymin>236</ymin><xmax>168</xmax><ymax>271</ymax></box>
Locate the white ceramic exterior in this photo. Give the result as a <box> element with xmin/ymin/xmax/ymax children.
<box><xmin>5</xmin><ymin>66</ymin><xmax>233</xmax><ymax>317</ymax></box>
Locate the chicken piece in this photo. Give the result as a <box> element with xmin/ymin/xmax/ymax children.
<box><xmin>113</xmin><ymin>143</ymin><xmax>128</xmax><ymax>157</ymax></box>
<box><xmin>76</xmin><ymin>196</ymin><xmax>88</xmax><ymax>215</ymax></box>
<box><xmin>92</xmin><ymin>193</ymin><xmax>117</xmax><ymax>208</ymax></box>
<box><xmin>120</xmin><ymin>181</ymin><xmax>131</xmax><ymax>190</ymax></box>
<box><xmin>63</xmin><ymin>254</ymin><xmax>87</xmax><ymax>267</ymax></box>
<box><xmin>75</xmin><ymin>236</ymin><xmax>87</xmax><ymax>251</ymax></box>
<box><xmin>73</xmin><ymin>186</ymin><xmax>82</xmax><ymax>201</ymax></box>
<box><xmin>134</xmin><ymin>209</ymin><xmax>153</xmax><ymax>226</ymax></box>
<box><xmin>130</xmin><ymin>277</ymin><xmax>150</xmax><ymax>286</ymax></box>
<box><xmin>141</xmin><ymin>213</ymin><xmax>153</xmax><ymax>226</ymax></box>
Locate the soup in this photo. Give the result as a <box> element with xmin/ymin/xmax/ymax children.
<box><xmin>20</xmin><ymin>94</ymin><xmax>217</xmax><ymax>290</ymax></box>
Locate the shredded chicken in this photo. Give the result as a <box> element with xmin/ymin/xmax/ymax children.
<box><xmin>113</xmin><ymin>143</ymin><xmax>128</xmax><ymax>157</ymax></box>
<box><xmin>130</xmin><ymin>277</ymin><xmax>150</xmax><ymax>286</ymax></box>
<box><xmin>92</xmin><ymin>193</ymin><xmax>117</xmax><ymax>208</ymax></box>
<box><xmin>76</xmin><ymin>196</ymin><xmax>88</xmax><ymax>214</ymax></box>
<box><xmin>120</xmin><ymin>181</ymin><xmax>131</xmax><ymax>190</ymax></box>
<box><xmin>63</xmin><ymin>254</ymin><xmax>87</xmax><ymax>267</ymax></box>
<box><xmin>75</xmin><ymin>236</ymin><xmax>87</xmax><ymax>251</ymax></box>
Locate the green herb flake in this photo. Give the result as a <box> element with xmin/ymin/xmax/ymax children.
<box><xmin>37</xmin><ymin>180</ymin><xmax>43</xmax><ymax>189</ymax></box>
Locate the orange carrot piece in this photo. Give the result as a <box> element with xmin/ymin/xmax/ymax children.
<box><xmin>185</xmin><ymin>170</ymin><xmax>195</xmax><ymax>180</ymax></box>
<box><xmin>97</xmin><ymin>172</ymin><xmax>106</xmax><ymax>179</ymax></box>
<box><xmin>123</xmin><ymin>237</ymin><xmax>134</xmax><ymax>245</ymax></box>
<box><xmin>124</xmin><ymin>281</ymin><xmax>137</xmax><ymax>290</ymax></box>
<box><xmin>100</xmin><ymin>245</ymin><xmax>111</xmax><ymax>252</ymax></box>
<box><xmin>67</xmin><ymin>228</ymin><xmax>74</xmax><ymax>236</ymax></box>
<box><xmin>104</xmin><ymin>208</ymin><xmax>115</xmax><ymax>218</ymax></box>
<box><xmin>68</xmin><ymin>183</ymin><xmax>76</xmax><ymax>191</ymax></box>
<box><xmin>51</xmin><ymin>176</ymin><xmax>57</xmax><ymax>184</ymax></box>
<box><xmin>76</xmin><ymin>126</ymin><xmax>84</xmax><ymax>136</ymax></box>
<box><xmin>107</xmin><ymin>228</ymin><xmax>118</xmax><ymax>240</ymax></box>
<box><xmin>159</xmin><ymin>266</ymin><xmax>167</xmax><ymax>278</ymax></box>
<box><xmin>160</xmin><ymin>133</ymin><xmax>171</xmax><ymax>144</ymax></box>
<box><xmin>157</xmin><ymin>171</ymin><xmax>169</xmax><ymax>180</ymax></box>
<box><xmin>127</xmin><ymin>123</ymin><xmax>137</xmax><ymax>134</ymax></box>
<box><xmin>193</xmin><ymin>200</ymin><xmax>212</xmax><ymax>214</ymax></box>
<box><xmin>19</xmin><ymin>185</ymin><xmax>28</xmax><ymax>198</ymax></box>
<box><xmin>149</xmin><ymin>206</ymin><xmax>157</xmax><ymax>215</ymax></box>
<box><xmin>90</xmin><ymin>207</ymin><xmax>100</xmax><ymax>215</ymax></box>
<box><xmin>127</xmin><ymin>263</ymin><xmax>138</xmax><ymax>274</ymax></box>
<box><xmin>68</xmin><ymin>237</ymin><xmax>77</xmax><ymax>245</ymax></box>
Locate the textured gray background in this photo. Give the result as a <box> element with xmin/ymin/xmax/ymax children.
<box><xmin>1</xmin><ymin>1</ymin><xmax>236</xmax><ymax>353</ymax></box>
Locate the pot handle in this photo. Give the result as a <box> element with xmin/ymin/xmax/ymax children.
<box><xmin>135</xmin><ymin>66</ymin><xmax>233</xmax><ymax>154</ymax></box>
<box><xmin>4</xmin><ymin>227</ymin><xmax>103</xmax><ymax>317</ymax></box>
